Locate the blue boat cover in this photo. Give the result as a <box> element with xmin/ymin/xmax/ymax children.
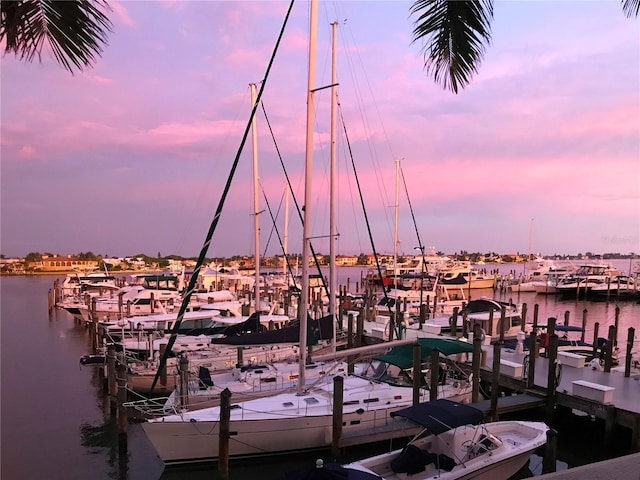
<box><xmin>534</xmin><ymin>324</ymin><xmax>584</xmax><ymax>332</ymax></box>
<box><xmin>390</xmin><ymin>399</ymin><xmax>484</xmax><ymax>434</ymax></box>
<box><xmin>279</xmin><ymin>462</ymin><xmax>381</xmax><ymax>480</ymax></box>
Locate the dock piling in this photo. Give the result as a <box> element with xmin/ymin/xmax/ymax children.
<box><xmin>472</xmin><ymin>324</ymin><xmax>482</xmax><ymax>403</ymax></box>
<box><xmin>625</xmin><ymin>327</ymin><xmax>635</xmax><ymax>378</ymax></box>
<box><xmin>542</xmin><ymin>428</ymin><xmax>558</xmax><ymax>474</ymax></box>
<box><xmin>116</xmin><ymin>361</ymin><xmax>128</xmax><ymax>444</ymax></box>
<box><xmin>412</xmin><ymin>343</ymin><xmax>421</xmax><ymax>405</ymax></box>
<box><xmin>218</xmin><ymin>388</ymin><xmax>231</xmax><ymax>480</ymax></box>
<box><xmin>107</xmin><ymin>345</ymin><xmax>117</xmax><ymax>415</ymax></box>
<box><xmin>490</xmin><ymin>341</ymin><xmax>502</xmax><ymax>421</ymax></box>
<box><xmin>332</xmin><ymin>376</ymin><xmax>344</xmax><ymax>458</ymax></box>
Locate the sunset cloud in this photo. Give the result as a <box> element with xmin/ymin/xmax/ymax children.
<box><xmin>1</xmin><ymin>1</ymin><xmax>638</xmax><ymax>258</ymax></box>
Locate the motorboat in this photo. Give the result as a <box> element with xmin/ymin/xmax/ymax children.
<box><xmin>589</xmin><ymin>275</ymin><xmax>638</xmax><ymax>300</ymax></box>
<box><xmin>510</xmin><ymin>261</ymin><xmax>575</xmax><ymax>293</ymax></box>
<box><xmin>141</xmin><ymin>337</ymin><xmax>475</xmax><ymax>466</ymax></box>
<box><xmin>405</xmin><ymin>298</ymin><xmax>530</xmax><ymax>341</ymax></box>
<box><xmin>376</xmin><ymin>283</ymin><xmax>467</xmax><ymax>318</ymax></box>
<box><xmin>554</xmin><ymin>263</ymin><xmax>620</xmax><ymax>299</ymax></box>
<box><xmin>58</xmin><ymin>271</ymin><xmax>123</xmax><ymax>299</ymax></box>
<box><xmin>345</xmin><ymin>399</ymin><xmax>548</xmax><ymax>480</ymax></box>
<box><xmin>438</xmin><ymin>263</ymin><xmax>496</xmax><ymax>290</ymax></box>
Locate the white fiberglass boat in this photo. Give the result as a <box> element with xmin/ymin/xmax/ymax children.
<box><xmin>141</xmin><ymin>337</ymin><xmax>474</xmax><ymax>466</ymax></box>
<box><xmin>346</xmin><ymin>399</ymin><xmax>549</xmax><ymax>480</ymax></box>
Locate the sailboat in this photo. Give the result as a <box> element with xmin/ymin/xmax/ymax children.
<box><xmin>141</xmin><ymin>6</ymin><xmax>474</xmax><ymax>466</ymax></box>
<box><xmin>141</xmin><ymin>336</ymin><xmax>474</xmax><ymax>465</ymax></box>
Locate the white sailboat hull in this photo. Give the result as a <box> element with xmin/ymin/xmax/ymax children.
<box><xmin>142</xmin><ymin>378</ymin><xmax>472</xmax><ymax>465</ymax></box>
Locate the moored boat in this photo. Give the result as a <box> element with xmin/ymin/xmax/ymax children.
<box><xmin>555</xmin><ymin>263</ymin><xmax>620</xmax><ymax>299</ymax></box>
<box><xmin>141</xmin><ymin>337</ymin><xmax>475</xmax><ymax>466</ymax></box>
<box><xmin>589</xmin><ymin>275</ymin><xmax>638</xmax><ymax>300</ymax></box>
<box><xmin>345</xmin><ymin>399</ymin><xmax>549</xmax><ymax>480</ymax></box>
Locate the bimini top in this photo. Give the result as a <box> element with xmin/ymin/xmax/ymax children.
<box><xmin>390</xmin><ymin>399</ymin><xmax>484</xmax><ymax>434</ymax></box>
<box><xmin>374</xmin><ymin>337</ymin><xmax>474</xmax><ymax>370</ymax></box>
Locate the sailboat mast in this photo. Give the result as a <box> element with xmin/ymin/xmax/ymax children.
<box><xmin>298</xmin><ymin>0</ymin><xmax>318</xmax><ymax>393</ymax></box>
<box><xmin>283</xmin><ymin>185</ymin><xmax>289</xmax><ymax>281</ymax></box>
<box><xmin>393</xmin><ymin>158</ymin><xmax>400</xmax><ymax>291</ymax></box>
<box><xmin>525</xmin><ymin>217</ymin><xmax>534</xmax><ymax>277</ymax></box>
<box><xmin>250</xmin><ymin>83</ymin><xmax>261</xmax><ymax>315</ymax></box>
<box><xmin>329</xmin><ymin>21</ymin><xmax>338</xmax><ymax>353</ymax></box>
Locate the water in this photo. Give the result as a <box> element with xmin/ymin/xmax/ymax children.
<box><xmin>1</xmin><ymin>261</ymin><xmax>638</xmax><ymax>479</ymax></box>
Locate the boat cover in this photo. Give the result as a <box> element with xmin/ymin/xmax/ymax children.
<box><xmin>373</xmin><ymin>337</ymin><xmax>474</xmax><ymax>369</ymax></box>
<box><xmin>210</xmin><ymin>314</ymin><xmax>334</xmax><ymax>346</ymax></box>
<box><xmin>280</xmin><ymin>462</ymin><xmax>381</xmax><ymax>480</ymax></box>
<box><xmin>548</xmin><ymin>325</ymin><xmax>584</xmax><ymax>332</ymax></box>
<box><xmin>390</xmin><ymin>399</ymin><xmax>484</xmax><ymax>434</ymax></box>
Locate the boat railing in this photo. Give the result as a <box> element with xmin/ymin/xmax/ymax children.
<box><xmin>123</xmin><ymin>395</ymin><xmax>173</xmax><ymax>419</ymax></box>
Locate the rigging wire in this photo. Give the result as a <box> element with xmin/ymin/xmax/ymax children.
<box><xmin>400</xmin><ymin>164</ymin><xmax>428</xmax><ymax>276</ymax></box>
<box><xmin>336</xmin><ymin>12</ymin><xmax>399</xmax><ymax>253</ymax></box>
<box><xmin>259</xmin><ymin>102</ymin><xmax>331</xmax><ymax>300</ymax></box>
<box><xmin>258</xmin><ymin>178</ymin><xmax>300</xmax><ymax>292</ymax></box>
<box><xmin>150</xmin><ymin>0</ymin><xmax>296</xmax><ymax>393</ymax></box>
<box><xmin>338</xmin><ymin>103</ymin><xmax>401</xmax><ymax>339</ymax></box>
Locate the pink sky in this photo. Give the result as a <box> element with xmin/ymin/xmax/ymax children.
<box><xmin>1</xmin><ymin>1</ymin><xmax>639</xmax><ymax>259</ymax></box>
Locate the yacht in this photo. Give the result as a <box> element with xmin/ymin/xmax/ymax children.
<box><xmin>555</xmin><ymin>263</ymin><xmax>620</xmax><ymax>299</ymax></box>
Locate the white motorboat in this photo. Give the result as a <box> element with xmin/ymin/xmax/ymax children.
<box><xmin>438</xmin><ymin>263</ymin><xmax>496</xmax><ymax>290</ymax></box>
<box><xmin>406</xmin><ymin>298</ymin><xmax>531</xmax><ymax>341</ymax></box>
<box><xmin>532</xmin><ymin>279</ymin><xmax>559</xmax><ymax>295</ymax></box>
<box><xmin>58</xmin><ymin>271</ymin><xmax>122</xmax><ymax>299</ymax></box>
<box><xmin>509</xmin><ymin>258</ymin><xmax>574</xmax><ymax>293</ymax></box>
<box><xmin>554</xmin><ymin>263</ymin><xmax>620</xmax><ymax>298</ymax></box>
<box><xmin>346</xmin><ymin>399</ymin><xmax>549</xmax><ymax>480</ymax></box>
<box><xmin>141</xmin><ymin>337</ymin><xmax>475</xmax><ymax>466</ymax></box>
<box><xmin>589</xmin><ymin>275</ymin><xmax>638</xmax><ymax>300</ymax></box>
<box><xmin>376</xmin><ymin>283</ymin><xmax>467</xmax><ymax>319</ymax></box>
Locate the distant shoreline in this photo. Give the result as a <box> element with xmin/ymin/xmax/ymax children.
<box><xmin>0</xmin><ymin>270</ymin><xmax>148</xmax><ymax>277</ymax></box>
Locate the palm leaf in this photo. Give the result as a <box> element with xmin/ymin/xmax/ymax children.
<box><xmin>1</xmin><ymin>0</ymin><xmax>112</xmax><ymax>73</ymax></box>
<box><xmin>410</xmin><ymin>0</ymin><xmax>493</xmax><ymax>93</ymax></box>
<box><xmin>622</xmin><ymin>0</ymin><xmax>640</xmax><ymax>17</ymax></box>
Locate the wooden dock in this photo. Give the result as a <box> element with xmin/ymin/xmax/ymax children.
<box><xmin>536</xmin><ymin>452</ymin><xmax>640</xmax><ymax>480</ymax></box>
<box><xmin>353</xmin><ymin>325</ymin><xmax>640</xmax><ymax>451</ymax></box>
<box><xmin>456</xmin><ymin>342</ymin><xmax>640</xmax><ymax>451</ymax></box>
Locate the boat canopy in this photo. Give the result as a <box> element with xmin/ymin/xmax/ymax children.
<box><xmin>464</xmin><ymin>298</ymin><xmax>504</xmax><ymax>313</ymax></box>
<box><xmin>390</xmin><ymin>399</ymin><xmax>484</xmax><ymax>434</ymax></box>
<box><xmin>374</xmin><ymin>337</ymin><xmax>474</xmax><ymax>370</ymax></box>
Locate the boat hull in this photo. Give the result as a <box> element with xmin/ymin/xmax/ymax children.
<box><xmin>143</xmin><ymin>405</ymin><xmax>411</xmax><ymax>465</ymax></box>
<box><xmin>347</xmin><ymin>420</ymin><xmax>548</xmax><ymax>480</ymax></box>
<box><xmin>142</xmin><ymin>385</ymin><xmax>472</xmax><ymax>465</ymax></box>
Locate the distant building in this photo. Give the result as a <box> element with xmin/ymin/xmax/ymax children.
<box><xmin>335</xmin><ymin>255</ymin><xmax>357</xmax><ymax>266</ymax></box>
<box><xmin>29</xmin><ymin>255</ymin><xmax>98</xmax><ymax>272</ymax></box>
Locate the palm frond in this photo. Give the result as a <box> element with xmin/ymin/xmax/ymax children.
<box><xmin>622</xmin><ymin>0</ymin><xmax>640</xmax><ymax>18</ymax></box>
<box><xmin>0</xmin><ymin>0</ymin><xmax>112</xmax><ymax>73</ymax></box>
<box><xmin>410</xmin><ymin>0</ymin><xmax>494</xmax><ymax>93</ymax></box>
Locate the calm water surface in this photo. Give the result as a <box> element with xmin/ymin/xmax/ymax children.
<box><xmin>1</xmin><ymin>262</ymin><xmax>638</xmax><ymax>479</ymax></box>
